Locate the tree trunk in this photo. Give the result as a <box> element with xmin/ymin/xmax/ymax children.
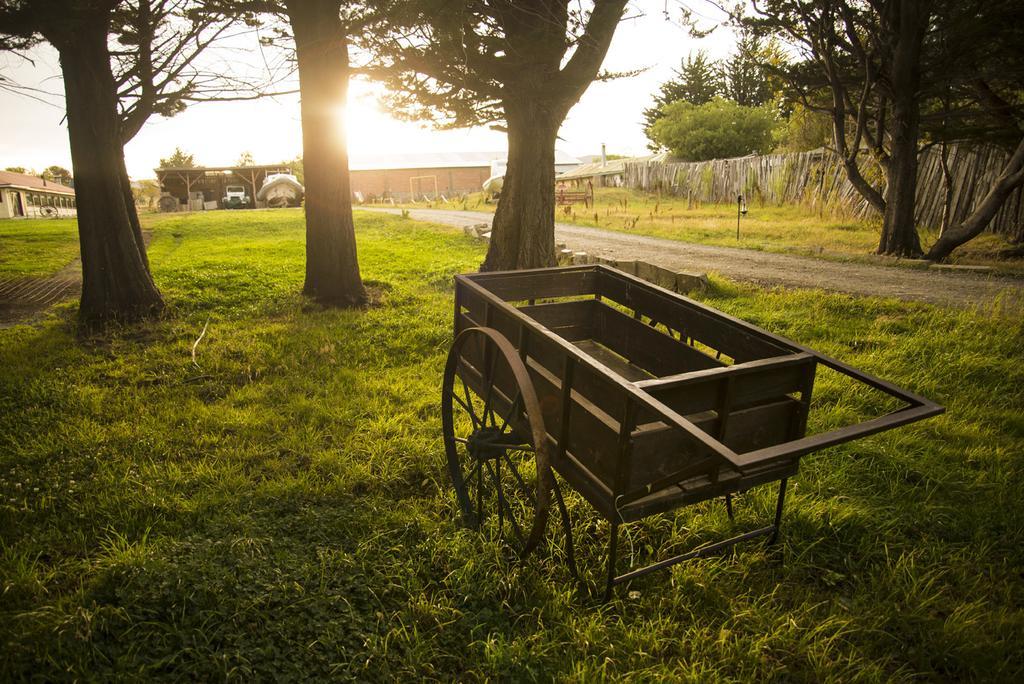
<box><xmin>482</xmin><ymin>102</ymin><xmax>560</xmax><ymax>271</ymax></box>
<box><xmin>876</xmin><ymin>0</ymin><xmax>926</xmax><ymax>257</ymax></box>
<box><xmin>926</xmin><ymin>137</ymin><xmax>1024</xmax><ymax>261</ymax></box>
<box><xmin>287</xmin><ymin>0</ymin><xmax>366</xmax><ymax>307</ymax></box>
<box><xmin>54</xmin><ymin>15</ymin><xmax>164</xmax><ymax>328</ymax></box>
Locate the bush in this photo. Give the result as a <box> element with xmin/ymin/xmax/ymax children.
<box><xmin>649</xmin><ymin>97</ymin><xmax>779</xmax><ymax>161</ymax></box>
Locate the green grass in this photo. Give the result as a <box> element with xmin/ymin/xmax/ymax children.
<box><xmin>1</xmin><ymin>209</ymin><xmax>1023</xmax><ymax>679</ymax></box>
<box><xmin>0</xmin><ymin>218</ymin><xmax>80</xmax><ymax>277</ymax></box>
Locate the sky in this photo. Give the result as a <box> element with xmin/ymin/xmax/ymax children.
<box><xmin>0</xmin><ymin>1</ymin><xmax>736</xmax><ymax>180</ymax></box>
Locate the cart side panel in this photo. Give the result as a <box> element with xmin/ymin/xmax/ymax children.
<box><xmin>594</xmin><ymin>301</ymin><xmax>724</xmax><ymax>375</ymax></box>
<box><xmin>642</xmin><ymin>356</ymin><xmax>817</xmax><ymax>416</ymax></box>
<box><xmin>457</xmin><ymin>287</ymin><xmax>634</xmax><ymax>427</ymax></box>
<box><xmin>596</xmin><ymin>268</ymin><xmax>790</xmax><ymax>363</ymax></box>
<box><xmin>517</xmin><ymin>300</ymin><xmax>595</xmax><ymax>342</ymax></box>
<box><xmin>468</xmin><ymin>268</ymin><xmax>599</xmax><ymax>302</ymax></box>
<box><xmin>630</xmin><ymin>397</ymin><xmax>804</xmax><ymax>482</ymax></box>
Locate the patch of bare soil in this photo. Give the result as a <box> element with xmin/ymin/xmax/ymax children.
<box><xmin>0</xmin><ymin>259</ymin><xmax>81</xmax><ymax>327</ymax></box>
<box><xmin>0</xmin><ymin>231</ymin><xmax>154</xmax><ymax>328</ymax></box>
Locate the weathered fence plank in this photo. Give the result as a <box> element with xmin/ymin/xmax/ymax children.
<box><xmin>623</xmin><ymin>145</ymin><xmax>1023</xmax><ymax>239</ymax></box>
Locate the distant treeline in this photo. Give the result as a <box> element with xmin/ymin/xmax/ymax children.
<box><xmin>625</xmin><ymin>145</ymin><xmax>1024</xmax><ymax>241</ymax></box>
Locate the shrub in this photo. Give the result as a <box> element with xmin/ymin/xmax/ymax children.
<box><xmin>650</xmin><ymin>97</ymin><xmax>779</xmax><ymax>161</ymax></box>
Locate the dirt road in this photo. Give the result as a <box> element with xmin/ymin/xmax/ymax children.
<box><xmin>367</xmin><ymin>208</ymin><xmax>1023</xmax><ymax>311</ymax></box>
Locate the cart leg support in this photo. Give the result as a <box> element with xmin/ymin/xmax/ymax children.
<box><xmin>553</xmin><ymin>480</ymin><xmax>581</xmax><ymax>586</ymax></box>
<box><xmin>603</xmin><ymin>521</ymin><xmax>620</xmax><ymax>603</ymax></box>
<box><xmin>767</xmin><ymin>478</ymin><xmax>788</xmax><ymax>546</ymax></box>
<box><xmin>603</xmin><ymin>478</ymin><xmax>789</xmax><ymax>601</ymax></box>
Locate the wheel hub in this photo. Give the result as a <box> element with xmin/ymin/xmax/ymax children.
<box><xmin>466</xmin><ymin>426</ymin><xmax>506</xmax><ymax>461</ymax></box>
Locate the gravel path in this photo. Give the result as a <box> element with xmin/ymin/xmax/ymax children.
<box><xmin>367</xmin><ymin>208</ymin><xmax>1023</xmax><ymax>311</ymax></box>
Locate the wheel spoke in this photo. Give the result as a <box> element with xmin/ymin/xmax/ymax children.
<box><xmin>461</xmin><ymin>457</ymin><xmax>482</xmax><ymax>484</ymax></box>
<box><xmin>480</xmin><ymin>347</ymin><xmax>500</xmax><ymax>428</ymax></box>
<box><xmin>451</xmin><ymin>391</ymin><xmax>476</xmax><ymax>422</ymax></box>
<box><xmin>496</xmin><ymin>455</ymin><xmax>504</xmax><ymax>533</ymax></box>
<box><xmin>485</xmin><ymin>457</ymin><xmax>526</xmax><ymax>546</ymax></box>
<box><xmin>503</xmin><ymin>452</ymin><xmax>536</xmax><ymax>504</ymax></box>
<box><xmin>455</xmin><ymin>373</ymin><xmax>481</xmax><ymax>428</ymax></box>
<box><xmin>497</xmin><ymin>390</ymin><xmax>522</xmax><ymax>435</ymax></box>
<box><xmin>485</xmin><ymin>442</ymin><xmax>534</xmax><ymax>452</ymax></box>
<box><xmin>476</xmin><ymin>455</ymin><xmax>484</xmax><ymax>524</ymax></box>
<box><xmin>504</xmin><ymin>499</ymin><xmax>526</xmax><ymax>545</ymax></box>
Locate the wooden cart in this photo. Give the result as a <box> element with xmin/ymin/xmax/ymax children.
<box><xmin>441</xmin><ymin>265</ymin><xmax>943</xmax><ymax>599</ymax></box>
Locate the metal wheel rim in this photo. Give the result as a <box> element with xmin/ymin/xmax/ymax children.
<box><xmin>441</xmin><ymin>326</ymin><xmax>553</xmax><ymax>555</ymax></box>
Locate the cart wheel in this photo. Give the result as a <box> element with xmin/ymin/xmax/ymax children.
<box><xmin>441</xmin><ymin>326</ymin><xmax>553</xmax><ymax>556</ymax></box>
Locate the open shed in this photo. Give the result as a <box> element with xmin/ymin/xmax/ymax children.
<box><xmin>155</xmin><ymin>165</ymin><xmax>292</xmax><ymax>210</ymax></box>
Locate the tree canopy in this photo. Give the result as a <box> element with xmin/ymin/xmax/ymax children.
<box><xmin>370</xmin><ymin>0</ymin><xmax>628</xmax><ymax>270</ymax></box>
<box><xmin>159</xmin><ymin>147</ymin><xmax>196</xmax><ymax>168</ymax></box>
<box><xmin>649</xmin><ymin>97</ymin><xmax>778</xmax><ymax>161</ymax></box>
<box><xmin>643</xmin><ymin>30</ymin><xmax>784</xmax><ymax>151</ymax></box>
<box><xmin>739</xmin><ymin>0</ymin><xmax>1024</xmax><ymax>257</ymax></box>
<box><xmin>642</xmin><ymin>51</ymin><xmax>719</xmax><ymax>149</ymax></box>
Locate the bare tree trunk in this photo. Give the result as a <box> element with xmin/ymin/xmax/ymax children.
<box><xmin>287</xmin><ymin>0</ymin><xmax>366</xmax><ymax>307</ymax></box>
<box><xmin>481</xmin><ymin>102</ymin><xmax>560</xmax><ymax>271</ymax></box>
<box><xmin>55</xmin><ymin>14</ymin><xmax>163</xmax><ymax>328</ymax></box>
<box><xmin>938</xmin><ymin>141</ymin><xmax>954</xmax><ymax>236</ymax></box>
<box><xmin>876</xmin><ymin>0</ymin><xmax>926</xmax><ymax>257</ymax></box>
<box><xmin>927</xmin><ymin>137</ymin><xmax>1024</xmax><ymax>261</ymax></box>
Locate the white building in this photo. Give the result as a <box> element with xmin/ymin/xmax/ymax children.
<box><xmin>0</xmin><ymin>170</ymin><xmax>77</xmax><ymax>219</ymax></box>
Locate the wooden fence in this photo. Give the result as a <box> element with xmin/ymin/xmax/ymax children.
<box><xmin>623</xmin><ymin>145</ymin><xmax>1024</xmax><ymax>239</ymax></box>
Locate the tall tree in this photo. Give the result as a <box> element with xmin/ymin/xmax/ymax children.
<box><xmin>718</xmin><ymin>29</ymin><xmax>782</xmax><ymax>108</ymax></box>
<box><xmin>920</xmin><ymin>0</ymin><xmax>1024</xmax><ymax>260</ymax></box>
<box><xmin>740</xmin><ymin>0</ymin><xmax>1024</xmax><ymax>258</ymax></box>
<box><xmin>2</xmin><ymin>1</ymin><xmax>161</xmax><ymax>324</ymax></box>
<box><xmin>205</xmin><ymin>0</ymin><xmax>367</xmax><ymax>306</ymax></box>
<box><xmin>373</xmin><ymin>0</ymin><xmax>628</xmax><ymax>271</ymax></box>
<box><xmin>0</xmin><ymin>0</ymin><xmax>260</xmax><ymax>326</ymax></box>
<box><xmin>741</xmin><ymin>0</ymin><xmax>930</xmax><ymax>256</ymax></box>
<box><xmin>642</xmin><ymin>51</ymin><xmax>720</xmax><ymax>149</ymax></box>
<box><xmin>285</xmin><ymin>0</ymin><xmax>366</xmax><ymax>306</ymax></box>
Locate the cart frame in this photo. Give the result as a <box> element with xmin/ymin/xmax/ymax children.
<box><xmin>444</xmin><ymin>264</ymin><xmax>943</xmax><ymax>598</ymax></box>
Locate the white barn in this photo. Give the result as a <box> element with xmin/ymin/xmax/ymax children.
<box><xmin>0</xmin><ymin>170</ymin><xmax>77</xmax><ymax>219</ymax></box>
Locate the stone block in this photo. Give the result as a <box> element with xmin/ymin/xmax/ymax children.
<box><xmin>635</xmin><ymin>261</ymin><xmax>658</xmax><ymax>283</ymax></box>
<box><xmin>674</xmin><ymin>271</ymin><xmax>708</xmax><ymax>293</ymax></box>
<box><xmin>653</xmin><ymin>264</ymin><xmax>678</xmax><ymax>291</ymax></box>
<box><xmin>613</xmin><ymin>260</ymin><xmax>638</xmax><ymax>275</ymax></box>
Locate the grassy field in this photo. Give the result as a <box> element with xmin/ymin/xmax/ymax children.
<box><xmin>1</xmin><ymin>209</ymin><xmax>1023</xmax><ymax>679</ymax></box>
<box><xmin>396</xmin><ymin>188</ymin><xmax>1023</xmax><ymax>272</ymax></box>
<box><xmin>0</xmin><ymin>217</ymin><xmax>80</xmax><ymax>277</ymax></box>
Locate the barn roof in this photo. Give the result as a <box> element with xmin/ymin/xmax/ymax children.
<box><xmin>349</xmin><ymin>149</ymin><xmax>581</xmax><ymax>171</ymax></box>
<box><xmin>0</xmin><ymin>170</ymin><xmax>75</xmax><ymax>194</ymax></box>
